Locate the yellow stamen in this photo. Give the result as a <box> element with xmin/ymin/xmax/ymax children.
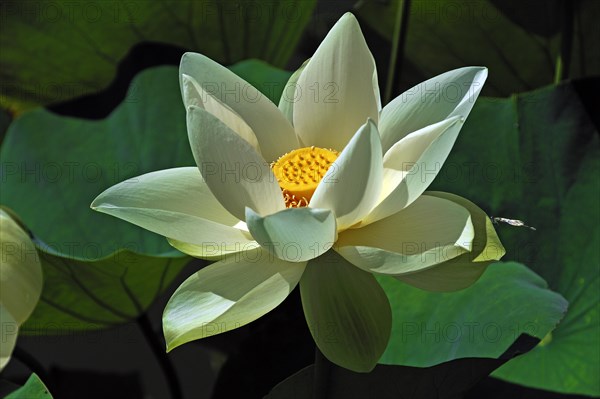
<box><xmin>271</xmin><ymin>146</ymin><xmax>338</xmax><ymax>208</ymax></box>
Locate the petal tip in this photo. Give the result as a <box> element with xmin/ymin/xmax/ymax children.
<box><xmin>477</xmin><ymin>66</ymin><xmax>489</xmax><ymax>79</ymax></box>
<box><xmin>341</xmin><ymin>11</ymin><xmax>358</xmax><ymax>22</ymax></box>
<box><xmin>180</xmin><ymin>51</ymin><xmax>199</xmax><ymax>64</ymax></box>
<box><xmin>89</xmin><ymin>195</ymin><xmax>102</xmax><ymax>210</ymax></box>
<box><xmin>165</xmin><ymin>339</ymin><xmax>178</xmax><ymax>353</ymax></box>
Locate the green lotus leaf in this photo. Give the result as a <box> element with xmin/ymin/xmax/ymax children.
<box><xmin>0</xmin><ymin>0</ymin><xmax>315</xmax><ymax>110</ymax></box>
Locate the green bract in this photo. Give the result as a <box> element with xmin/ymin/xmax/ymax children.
<box><xmin>92</xmin><ymin>13</ymin><xmax>504</xmax><ymax>372</ymax></box>
<box><xmin>0</xmin><ymin>210</ymin><xmax>43</xmax><ymax>370</ymax></box>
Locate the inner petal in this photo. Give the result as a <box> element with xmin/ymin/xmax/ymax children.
<box><xmin>271</xmin><ymin>146</ymin><xmax>338</xmax><ymax>208</ymax></box>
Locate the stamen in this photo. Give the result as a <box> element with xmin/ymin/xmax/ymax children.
<box><xmin>272</xmin><ymin>146</ymin><xmax>339</xmax><ymax>208</ymax></box>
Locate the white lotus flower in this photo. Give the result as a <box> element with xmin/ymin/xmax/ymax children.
<box><xmin>92</xmin><ymin>13</ymin><xmax>504</xmax><ymax>372</ymax></box>
<box><xmin>0</xmin><ymin>209</ymin><xmax>43</xmax><ymax>370</ymax></box>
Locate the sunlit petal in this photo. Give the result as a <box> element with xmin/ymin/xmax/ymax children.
<box><xmin>294</xmin><ymin>13</ymin><xmax>379</xmax><ymax>150</ymax></box>
<box><xmin>164</xmin><ymin>248</ymin><xmax>305</xmax><ymax>351</ymax></box>
<box><xmin>336</xmin><ymin>195</ymin><xmax>474</xmax><ymax>274</ymax></box>
<box><xmin>379</xmin><ymin>66</ymin><xmax>487</xmax><ymax>152</ymax></box>
<box><xmin>310</xmin><ymin>119</ymin><xmax>383</xmax><ymax>231</ymax></box>
<box><xmin>187</xmin><ymin>106</ymin><xmax>285</xmax><ymax>221</ymax></box>
<box><xmin>180</xmin><ymin>52</ymin><xmax>297</xmax><ymax>161</ymax></box>
<box><xmin>246</xmin><ymin>207</ymin><xmax>336</xmax><ymax>262</ymax></box>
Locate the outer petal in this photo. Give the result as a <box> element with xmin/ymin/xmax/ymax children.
<box><xmin>363</xmin><ymin>116</ymin><xmax>463</xmax><ymax>225</ymax></box>
<box><xmin>310</xmin><ymin>119</ymin><xmax>383</xmax><ymax>231</ymax></box>
<box><xmin>180</xmin><ymin>52</ymin><xmax>297</xmax><ymax>162</ymax></box>
<box><xmin>335</xmin><ymin>195</ymin><xmax>474</xmax><ymax>274</ymax></box>
<box><xmin>187</xmin><ymin>106</ymin><xmax>285</xmax><ymax>221</ymax></box>
<box><xmin>182</xmin><ymin>73</ymin><xmax>260</xmax><ymax>153</ymax></box>
<box><xmin>163</xmin><ymin>247</ymin><xmax>305</xmax><ymax>351</ymax></box>
<box><xmin>300</xmin><ymin>250</ymin><xmax>391</xmax><ymax>372</ymax></box>
<box><xmin>379</xmin><ymin>66</ymin><xmax>487</xmax><ymax>152</ymax></box>
<box><xmin>246</xmin><ymin>207</ymin><xmax>336</xmax><ymax>262</ymax></box>
<box><xmin>91</xmin><ymin>168</ymin><xmax>257</xmax><ymax>257</ymax></box>
<box><xmin>0</xmin><ymin>210</ymin><xmax>42</xmax><ymax>326</ymax></box>
<box><xmin>0</xmin><ymin>306</ymin><xmax>18</xmax><ymax>370</ymax></box>
<box><xmin>0</xmin><ymin>210</ymin><xmax>42</xmax><ymax>371</ymax></box>
<box><xmin>395</xmin><ymin>191</ymin><xmax>505</xmax><ymax>292</ymax></box>
<box><xmin>294</xmin><ymin>13</ymin><xmax>379</xmax><ymax>150</ymax></box>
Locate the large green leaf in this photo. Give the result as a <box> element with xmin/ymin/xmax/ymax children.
<box><xmin>1</xmin><ymin>66</ymin><xmax>192</xmax><ymax>259</ymax></box>
<box><xmin>427</xmin><ymin>80</ymin><xmax>600</xmax><ymax>396</ymax></box>
<box><xmin>379</xmin><ymin>262</ymin><xmax>567</xmax><ymax>365</ymax></box>
<box><xmin>22</xmin><ymin>245</ymin><xmax>188</xmax><ymax>333</ymax></box>
<box><xmin>356</xmin><ymin>0</ymin><xmax>599</xmax><ymax>96</ymax></box>
<box><xmin>0</xmin><ymin>0</ymin><xmax>315</xmax><ymax>110</ymax></box>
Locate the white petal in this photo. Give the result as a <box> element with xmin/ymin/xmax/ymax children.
<box><xmin>294</xmin><ymin>13</ymin><xmax>379</xmax><ymax>150</ymax></box>
<box><xmin>91</xmin><ymin>168</ymin><xmax>257</xmax><ymax>256</ymax></box>
<box><xmin>300</xmin><ymin>250</ymin><xmax>391</xmax><ymax>372</ymax></box>
<box><xmin>246</xmin><ymin>207</ymin><xmax>336</xmax><ymax>262</ymax></box>
<box><xmin>182</xmin><ymin>74</ymin><xmax>260</xmax><ymax>153</ymax></box>
<box><xmin>379</xmin><ymin>67</ymin><xmax>487</xmax><ymax>152</ymax></box>
<box><xmin>310</xmin><ymin>119</ymin><xmax>383</xmax><ymax>231</ymax></box>
<box><xmin>187</xmin><ymin>106</ymin><xmax>285</xmax><ymax>221</ymax></box>
<box><xmin>335</xmin><ymin>195</ymin><xmax>474</xmax><ymax>274</ymax></box>
<box><xmin>163</xmin><ymin>247</ymin><xmax>305</xmax><ymax>351</ymax></box>
<box><xmin>0</xmin><ymin>306</ymin><xmax>18</xmax><ymax>371</ymax></box>
<box><xmin>92</xmin><ymin>167</ymin><xmax>236</xmax><ymax>225</ymax></box>
<box><xmin>395</xmin><ymin>192</ymin><xmax>505</xmax><ymax>292</ymax></box>
<box><xmin>363</xmin><ymin>116</ymin><xmax>463</xmax><ymax>225</ymax></box>
<box><xmin>180</xmin><ymin>52</ymin><xmax>297</xmax><ymax>162</ymax></box>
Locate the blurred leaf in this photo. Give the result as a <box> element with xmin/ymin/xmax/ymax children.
<box><xmin>429</xmin><ymin>80</ymin><xmax>600</xmax><ymax>396</ymax></box>
<box><xmin>569</xmin><ymin>0</ymin><xmax>600</xmax><ymax>79</ymax></box>
<box><xmin>266</xmin><ymin>334</ymin><xmax>538</xmax><ymax>399</ymax></box>
<box><xmin>489</xmin><ymin>0</ymin><xmax>561</xmax><ymax>37</ymax></box>
<box><xmin>379</xmin><ymin>262</ymin><xmax>567</xmax><ymax>365</ymax></box>
<box><xmin>47</xmin><ymin>367</ymin><xmax>143</xmax><ymax>399</ymax></box>
<box><xmin>0</xmin><ymin>0</ymin><xmax>315</xmax><ymax>110</ymax></box>
<box><xmin>1</xmin><ymin>61</ymin><xmax>292</xmax><ymax>333</ymax></box>
<box><xmin>356</xmin><ymin>0</ymin><xmax>600</xmax><ymax>96</ymax></box>
<box><xmin>4</xmin><ymin>373</ymin><xmax>52</xmax><ymax>399</ymax></box>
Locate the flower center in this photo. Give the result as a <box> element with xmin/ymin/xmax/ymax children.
<box><xmin>271</xmin><ymin>146</ymin><xmax>339</xmax><ymax>208</ymax></box>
